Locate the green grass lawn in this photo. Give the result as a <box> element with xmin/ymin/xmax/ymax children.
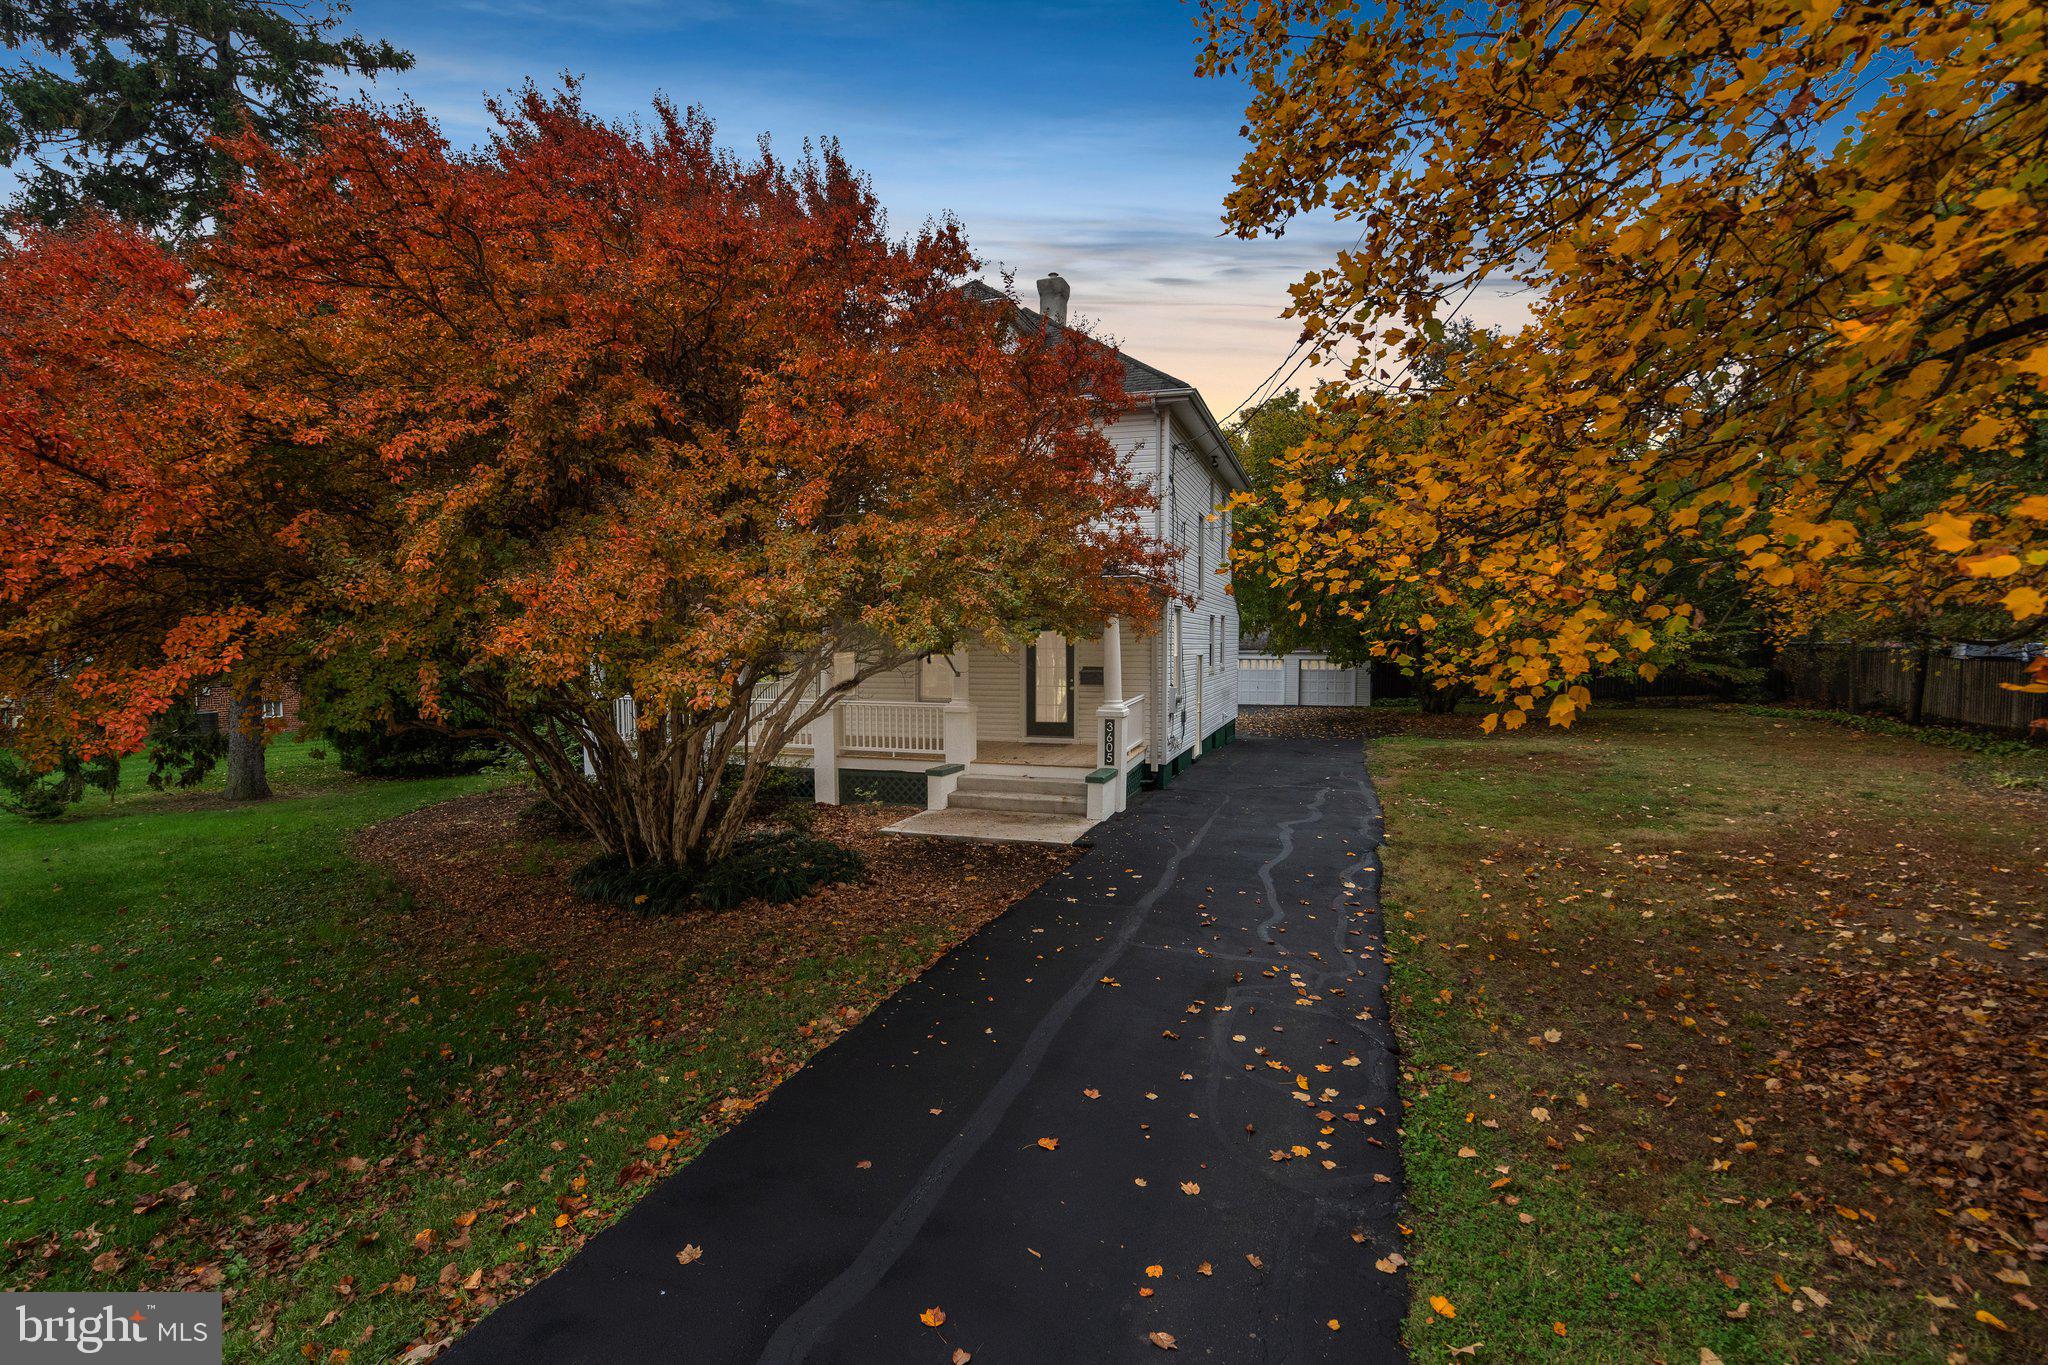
<box><xmin>2</xmin><ymin>741</ymin><xmax>512</xmax><ymax>1347</ymax></box>
<box><xmin>1370</xmin><ymin>707</ymin><xmax>2043</xmax><ymax>1362</ymax></box>
<box><xmin>2</xmin><ymin>740</ymin><xmax>1067</xmax><ymax>1361</ymax></box>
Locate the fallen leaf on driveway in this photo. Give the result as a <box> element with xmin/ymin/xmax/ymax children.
<box><xmin>953</xmin><ymin>1351</ymin><xmax>971</xmax><ymax>1365</ymax></box>
<box><xmin>1374</xmin><ymin>1254</ymin><xmax>1406</xmax><ymax>1274</ymax></box>
<box><xmin>1179</xmin><ymin>1182</ymin><xmax>1200</xmax><ymax>1195</ymax></box>
<box><xmin>675</xmin><ymin>1245</ymin><xmax>702</xmax><ymax>1267</ymax></box>
<box><xmin>1036</xmin><ymin>1137</ymin><xmax>1059</xmax><ymax>1151</ymax></box>
<box><xmin>1147</xmin><ymin>1331</ymin><xmax>1178</xmax><ymax>1350</ymax></box>
<box><xmin>920</xmin><ymin>1307</ymin><xmax>946</xmax><ymax>1328</ymax></box>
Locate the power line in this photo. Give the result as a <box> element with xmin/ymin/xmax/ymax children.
<box><xmin>1222</xmin><ymin>273</ymin><xmax>1491</xmax><ymax>426</ymax></box>
<box><xmin>1218</xmin><ymin>220</ymin><xmax>1373</xmax><ymax>424</ymax></box>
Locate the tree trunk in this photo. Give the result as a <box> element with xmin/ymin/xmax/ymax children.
<box><xmin>225</xmin><ymin>687</ymin><xmax>271</xmax><ymax>801</ymax></box>
<box><xmin>1907</xmin><ymin>639</ymin><xmax>1932</xmax><ymax>727</ymax></box>
<box><xmin>491</xmin><ymin>649</ymin><xmax>900</xmax><ymax>872</ymax></box>
<box><xmin>1419</xmin><ymin>685</ymin><xmax>1463</xmax><ymax>715</ymax></box>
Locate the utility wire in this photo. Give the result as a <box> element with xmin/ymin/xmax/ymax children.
<box><xmin>1222</xmin><ymin>272</ymin><xmax>1491</xmax><ymax>426</ymax></box>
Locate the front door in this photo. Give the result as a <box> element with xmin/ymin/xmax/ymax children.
<box><xmin>1024</xmin><ymin>630</ymin><xmax>1076</xmax><ymax>737</ymax></box>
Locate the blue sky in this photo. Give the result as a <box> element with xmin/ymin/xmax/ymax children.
<box><xmin>336</xmin><ymin>0</ymin><xmax>1392</xmax><ymax>411</ymax></box>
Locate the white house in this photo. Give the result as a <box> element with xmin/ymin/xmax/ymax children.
<box><xmin>772</xmin><ymin>273</ymin><xmax>1248</xmax><ymax>841</ymax></box>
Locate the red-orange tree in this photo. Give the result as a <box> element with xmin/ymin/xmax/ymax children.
<box><xmin>0</xmin><ymin>88</ymin><xmax>1167</xmax><ymax>864</ymax></box>
<box><xmin>0</xmin><ymin>219</ymin><xmax>300</xmax><ymax>779</ymax></box>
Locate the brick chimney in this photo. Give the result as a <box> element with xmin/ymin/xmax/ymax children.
<box><xmin>1035</xmin><ymin>272</ymin><xmax>1070</xmax><ymax>330</ymax></box>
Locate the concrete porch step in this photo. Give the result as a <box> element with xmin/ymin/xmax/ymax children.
<box><xmin>948</xmin><ymin>790</ymin><xmax>1087</xmax><ymax>816</ymax></box>
<box><xmin>949</xmin><ymin>772</ymin><xmax>1089</xmax><ymax>816</ymax></box>
<box><xmin>883</xmin><ymin>806</ymin><xmax>1095</xmax><ymax>846</ymax></box>
<box><xmin>955</xmin><ymin>773</ymin><xmax>1089</xmax><ymax>798</ymax></box>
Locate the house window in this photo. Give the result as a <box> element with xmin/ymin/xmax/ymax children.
<box><xmin>262</xmin><ymin>698</ymin><xmax>285</xmax><ymax>720</ymax></box>
<box><xmin>917</xmin><ymin>654</ymin><xmax>954</xmax><ymax>703</ymax></box>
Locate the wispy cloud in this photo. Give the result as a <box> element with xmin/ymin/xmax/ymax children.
<box><xmin>9</xmin><ymin>0</ymin><xmax>1536</xmax><ymax>407</ymax></box>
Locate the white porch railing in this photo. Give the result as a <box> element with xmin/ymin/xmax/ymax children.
<box><xmin>611</xmin><ymin>694</ymin><xmax>640</xmax><ymax>754</ymax></box>
<box><xmin>839</xmin><ymin>699</ymin><xmax>945</xmax><ymax>755</ymax></box>
<box><xmin>1122</xmin><ymin>694</ymin><xmax>1148</xmax><ymax>761</ymax></box>
<box><xmin>742</xmin><ymin>695</ymin><xmax>813</xmax><ymax>754</ymax></box>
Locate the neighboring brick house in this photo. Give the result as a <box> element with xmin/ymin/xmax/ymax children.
<box><xmin>194</xmin><ymin>680</ymin><xmax>304</xmax><ymax>737</ymax></box>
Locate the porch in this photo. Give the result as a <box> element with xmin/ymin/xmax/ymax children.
<box><xmin>791</xmin><ymin>618</ymin><xmax>1154</xmax><ymax>842</ymax></box>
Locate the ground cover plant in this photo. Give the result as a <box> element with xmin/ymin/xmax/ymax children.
<box><xmin>0</xmin><ymin>746</ymin><xmax>1071</xmax><ymax>1361</ymax></box>
<box><xmin>1244</xmin><ymin>705</ymin><xmax>2044</xmax><ymax>1360</ymax></box>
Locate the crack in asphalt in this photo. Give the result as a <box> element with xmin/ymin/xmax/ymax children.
<box><xmin>756</xmin><ymin>800</ymin><xmax>1234</xmax><ymax>1364</ymax></box>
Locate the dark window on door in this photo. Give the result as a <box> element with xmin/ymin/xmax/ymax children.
<box><xmin>1025</xmin><ymin>630</ymin><xmax>1075</xmax><ymax>737</ymax></box>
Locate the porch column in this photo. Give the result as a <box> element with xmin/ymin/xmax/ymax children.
<box><xmin>1095</xmin><ymin>617</ymin><xmax>1135</xmax><ymax>814</ymax></box>
<box><xmin>810</xmin><ymin>702</ymin><xmax>840</xmax><ymax>805</ymax></box>
<box><xmin>941</xmin><ymin>644</ymin><xmax>977</xmax><ymax>768</ymax></box>
<box><xmin>1103</xmin><ymin>616</ymin><xmax>1124</xmax><ymax>704</ymax></box>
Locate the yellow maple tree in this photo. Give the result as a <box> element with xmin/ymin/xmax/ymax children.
<box><xmin>1201</xmin><ymin>0</ymin><xmax>2047</xmax><ymax>721</ymax></box>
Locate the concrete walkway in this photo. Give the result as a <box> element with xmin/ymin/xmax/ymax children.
<box><xmin>445</xmin><ymin>733</ymin><xmax>1403</xmax><ymax>1364</ymax></box>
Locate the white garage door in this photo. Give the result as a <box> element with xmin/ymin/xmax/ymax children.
<box><xmin>1238</xmin><ymin>656</ymin><xmax>1286</xmax><ymax>704</ymax></box>
<box><xmin>1298</xmin><ymin>658</ymin><xmax>1357</xmax><ymax>706</ymax></box>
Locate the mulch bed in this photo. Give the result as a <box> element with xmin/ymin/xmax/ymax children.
<box><xmin>357</xmin><ymin>789</ymin><xmax>1074</xmax><ymax>974</ymax></box>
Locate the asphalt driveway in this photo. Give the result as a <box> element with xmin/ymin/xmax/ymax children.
<box><xmin>445</xmin><ymin>730</ymin><xmax>1403</xmax><ymax>1363</ymax></box>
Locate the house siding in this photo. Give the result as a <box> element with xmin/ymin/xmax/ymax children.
<box><xmin>1151</xmin><ymin>408</ymin><xmax>1239</xmax><ymax>773</ymax></box>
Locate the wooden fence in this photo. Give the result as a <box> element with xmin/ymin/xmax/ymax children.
<box><xmin>1778</xmin><ymin>644</ymin><xmax>2047</xmax><ymax>735</ymax></box>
